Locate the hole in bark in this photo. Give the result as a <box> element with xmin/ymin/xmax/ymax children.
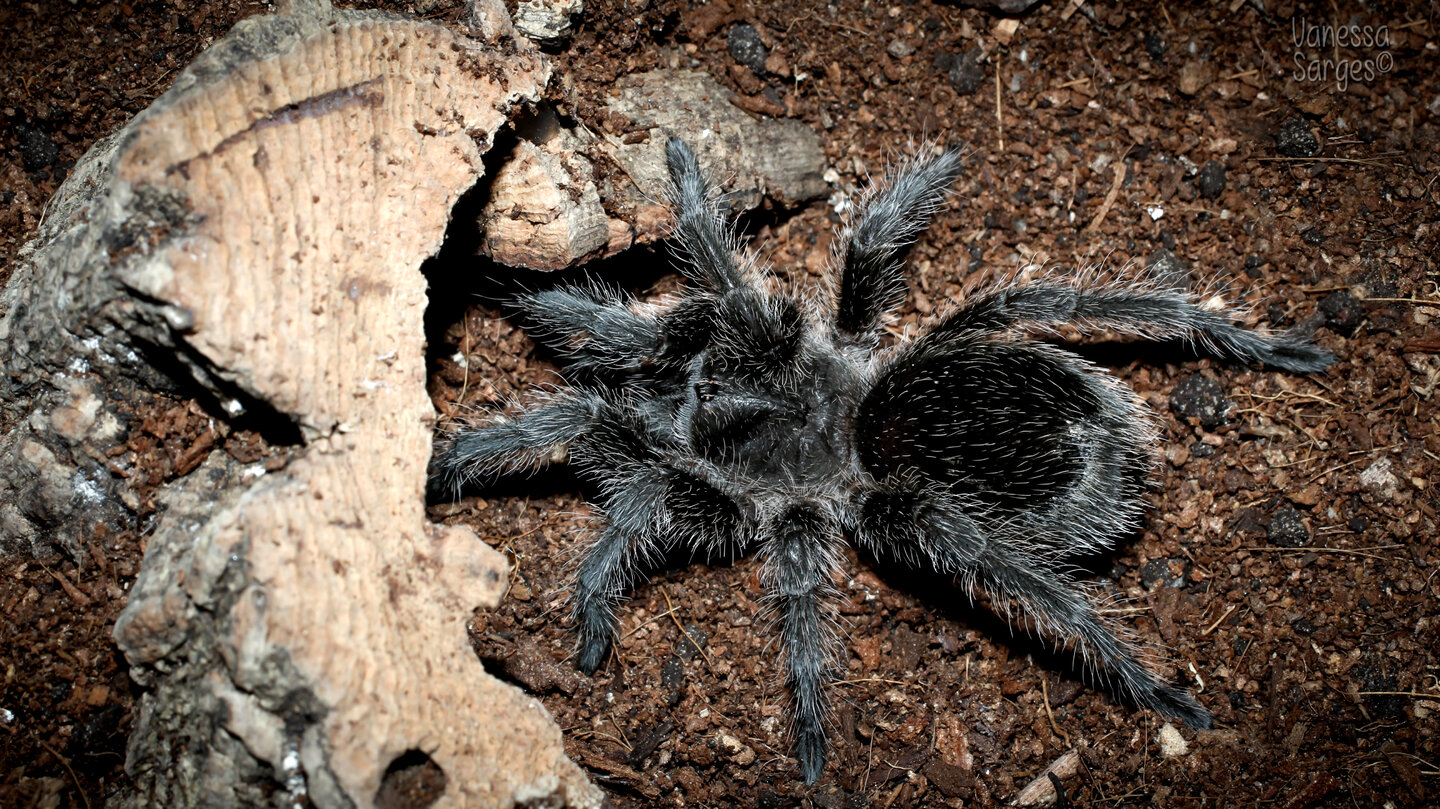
<box><xmin>374</xmin><ymin>749</ymin><xmax>447</xmax><ymax>809</ymax></box>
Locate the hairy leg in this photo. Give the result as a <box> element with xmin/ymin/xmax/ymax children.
<box><xmin>931</xmin><ymin>279</ymin><xmax>1332</xmax><ymax>372</ymax></box>
<box><xmin>856</xmin><ymin>486</ymin><xmax>1211</xmax><ymax>729</ymax></box>
<box><xmin>760</xmin><ymin>504</ymin><xmax>843</xmax><ymax>783</ymax></box>
<box><xmin>972</xmin><ymin>547</ymin><xmax>1211</xmax><ymax>727</ymax></box>
<box><xmin>511</xmin><ymin>284</ymin><xmax>662</xmax><ymax>375</ymax></box>
<box><xmin>433</xmin><ymin>391</ymin><xmax>605</xmax><ymax>497</ymax></box>
<box><xmin>665</xmin><ymin>138</ymin><xmax>745</xmax><ymax>292</ymax></box>
<box><xmin>833</xmin><ymin>147</ymin><xmax>965</xmax><ymax>343</ymax></box>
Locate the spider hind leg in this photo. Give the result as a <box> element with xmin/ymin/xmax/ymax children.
<box><xmin>761</xmin><ymin>504</ymin><xmax>843</xmax><ymax>784</ymax></box>
<box><xmin>932</xmin><ymin>279</ymin><xmax>1333</xmax><ymax>373</ymax></box>
<box><xmin>856</xmin><ymin>485</ymin><xmax>1212</xmax><ymax>730</ymax></box>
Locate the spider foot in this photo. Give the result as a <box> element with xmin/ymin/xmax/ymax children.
<box><xmin>575</xmin><ymin>635</ymin><xmax>609</xmax><ymax>675</ymax></box>
<box><xmin>793</xmin><ymin>724</ymin><xmax>827</xmax><ymax>784</ymax></box>
<box><xmin>1151</xmin><ymin>684</ymin><xmax>1212</xmax><ymax>730</ymax></box>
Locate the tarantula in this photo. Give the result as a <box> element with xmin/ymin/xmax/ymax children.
<box><xmin>436</xmin><ymin>138</ymin><xmax>1333</xmax><ymax>783</ymax></box>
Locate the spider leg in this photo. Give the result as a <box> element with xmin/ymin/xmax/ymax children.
<box><xmin>760</xmin><ymin>504</ymin><xmax>843</xmax><ymax>783</ymax></box>
<box><xmin>665</xmin><ymin>138</ymin><xmax>745</xmax><ymax>292</ymax></box>
<box><xmin>971</xmin><ymin>545</ymin><xmax>1211</xmax><ymax>728</ymax></box>
<box><xmin>571</xmin><ymin>468</ymin><xmax>667</xmax><ymax>673</ymax></box>
<box><xmin>511</xmin><ymin>285</ymin><xmax>662</xmax><ymax>375</ymax></box>
<box><xmin>856</xmin><ymin>486</ymin><xmax>1211</xmax><ymax>729</ymax></box>
<box><xmin>931</xmin><ymin>280</ymin><xmax>1333</xmax><ymax>372</ymax></box>
<box><xmin>833</xmin><ymin>148</ymin><xmax>965</xmax><ymax>342</ymax></box>
<box><xmin>433</xmin><ymin>391</ymin><xmax>606</xmax><ymax>497</ymax></box>
<box><xmin>573</xmin><ymin>460</ymin><xmax>744</xmax><ymax>672</ymax></box>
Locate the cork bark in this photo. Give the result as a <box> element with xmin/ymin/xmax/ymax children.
<box><xmin>0</xmin><ymin>1</ymin><xmax>599</xmax><ymax>806</ymax></box>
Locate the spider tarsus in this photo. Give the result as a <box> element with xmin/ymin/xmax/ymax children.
<box><xmin>793</xmin><ymin>726</ymin><xmax>827</xmax><ymax>785</ymax></box>
<box><xmin>1150</xmin><ymin>685</ymin><xmax>1213</xmax><ymax>730</ymax></box>
<box><xmin>1246</xmin><ymin>334</ymin><xmax>1335</xmax><ymax>374</ymax></box>
<box><xmin>575</xmin><ymin>637</ymin><xmax>608</xmax><ymax>676</ymax></box>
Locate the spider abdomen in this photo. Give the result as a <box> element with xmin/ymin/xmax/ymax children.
<box><xmin>857</xmin><ymin>340</ymin><xmax>1122</xmax><ymax>512</ymax></box>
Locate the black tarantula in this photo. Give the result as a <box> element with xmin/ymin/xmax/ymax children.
<box><xmin>436</xmin><ymin>138</ymin><xmax>1333</xmax><ymax>783</ymax></box>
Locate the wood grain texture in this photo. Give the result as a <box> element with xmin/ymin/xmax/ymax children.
<box><xmin>0</xmin><ymin>0</ymin><xmax>599</xmax><ymax>805</ymax></box>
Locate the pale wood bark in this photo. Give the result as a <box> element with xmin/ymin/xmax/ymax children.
<box><xmin>479</xmin><ymin>69</ymin><xmax>827</xmax><ymax>270</ymax></box>
<box><xmin>0</xmin><ymin>1</ymin><xmax>599</xmax><ymax>806</ymax></box>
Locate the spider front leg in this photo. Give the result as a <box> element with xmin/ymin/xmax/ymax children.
<box><xmin>857</xmin><ymin>487</ymin><xmax>1211</xmax><ymax>729</ymax></box>
<box><xmin>511</xmin><ymin>284</ymin><xmax>663</xmax><ymax>376</ymax></box>
<box><xmin>433</xmin><ymin>391</ymin><xmax>605</xmax><ymax>497</ymax></box>
<box><xmin>573</xmin><ymin>456</ymin><xmax>743</xmax><ymax>672</ymax></box>
<box><xmin>833</xmin><ymin>147</ymin><xmax>965</xmax><ymax>343</ymax></box>
<box><xmin>759</xmin><ymin>504</ymin><xmax>844</xmax><ymax>783</ymax></box>
<box><xmin>931</xmin><ymin>279</ymin><xmax>1333</xmax><ymax>373</ymax></box>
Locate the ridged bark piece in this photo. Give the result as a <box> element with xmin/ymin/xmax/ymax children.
<box><xmin>0</xmin><ymin>0</ymin><xmax>598</xmax><ymax>805</ymax></box>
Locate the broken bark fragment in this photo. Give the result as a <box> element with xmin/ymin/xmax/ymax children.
<box><xmin>478</xmin><ymin>69</ymin><xmax>826</xmax><ymax>271</ymax></box>
<box><xmin>0</xmin><ymin>0</ymin><xmax>599</xmax><ymax>806</ymax></box>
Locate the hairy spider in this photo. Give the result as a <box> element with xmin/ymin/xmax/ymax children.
<box><xmin>436</xmin><ymin>138</ymin><xmax>1333</xmax><ymax>783</ymax></box>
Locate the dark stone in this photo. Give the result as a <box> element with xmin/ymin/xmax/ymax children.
<box><xmin>1319</xmin><ymin>290</ymin><xmax>1364</xmax><ymax>333</ymax></box>
<box><xmin>1243</xmin><ymin>254</ymin><xmax>1266</xmax><ymax>278</ymax></box>
<box><xmin>1148</xmin><ymin>247</ymin><xmax>1192</xmax><ymax>288</ymax></box>
<box><xmin>1301</xmin><ymin>228</ymin><xmax>1328</xmax><ymax>246</ymax></box>
<box><xmin>936</xmin><ymin>48</ymin><xmax>985</xmax><ymax>95</ymax></box>
<box><xmin>661</xmin><ymin>655</ymin><xmax>685</xmax><ymax>689</ymax></box>
<box><xmin>1170</xmin><ymin>373</ymin><xmax>1229</xmax><ymax>428</ymax></box>
<box><xmin>1356</xmin><ymin>665</ymin><xmax>1406</xmax><ymax>719</ymax></box>
<box><xmin>1144</xmin><ymin>31</ymin><xmax>1166</xmax><ymax>58</ymax></box>
<box><xmin>727</xmin><ymin>24</ymin><xmax>768</xmax><ymax>74</ymax></box>
<box><xmin>1267</xmin><ymin>505</ymin><xmax>1310</xmax><ymax>547</ymax></box>
<box><xmin>16</xmin><ymin>124</ymin><xmax>59</xmax><ymax>171</ymax></box>
<box><xmin>1277</xmin><ymin>116</ymin><xmax>1320</xmax><ymax>157</ymax></box>
<box><xmin>1190</xmin><ymin>441</ymin><xmax>1215</xmax><ymax>458</ymax></box>
<box><xmin>1348</xmin><ymin>515</ymin><xmax>1369</xmax><ymax>533</ymax></box>
<box><xmin>1196</xmin><ymin>160</ymin><xmax>1226</xmax><ymax>199</ymax></box>
<box><xmin>1140</xmin><ymin>558</ymin><xmax>1186</xmax><ymax>590</ymax></box>
<box><xmin>675</xmin><ymin>623</ymin><xmax>708</xmax><ymax>659</ymax></box>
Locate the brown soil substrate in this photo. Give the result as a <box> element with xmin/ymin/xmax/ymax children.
<box><xmin>4</xmin><ymin>1</ymin><xmax>1437</xmax><ymax>807</ymax></box>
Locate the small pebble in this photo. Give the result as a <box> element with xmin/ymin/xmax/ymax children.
<box><xmin>1148</xmin><ymin>248</ymin><xmax>1192</xmax><ymax>288</ymax></box>
<box><xmin>935</xmin><ymin>48</ymin><xmax>985</xmax><ymax>95</ymax></box>
<box><xmin>1140</xmin><ymin>558</ymin><xmax>1187</xmax><ymax>590</ymax></box>
<box><xmin>714</xmin><ymin>731</ymin><xmax>756</xmax><ymax>766</ymax></box>
<box><xmin>1319</xmin><ymin>290</ymin><xmax>1364</xmax><ymax>333</ymax></box>
<box><xmin>1243</xmin><ymin>254</ymin><xmax>1266</xmax><ymax>278</ymax></box>
<box><xmin>1277</xmin><ymin>116</ymin><xmax>1320</xmax><ymax>157</ymax></box>
<box><xmin>1170</xmin><ymin>373</ymin><xmax>1229</xmax><ymax>429</ymax></box>
<box><xmin>1158</xmin><ymin>724</ymin><xmax>1190</xmax><ymax>758</ymax></box>
<box><xmin>16</xmin><ymin>124</ymin><xmax>58</xmax><ymax>171</ymax></box>
<box><xmin>1267</xmin><ymin>505</ymin><xmax>1310</xmax><ymax>547</ymax></box>
<box><xmin>727</xmin><ymin>24</ymin><xmax>769</xmax><ymax>74</ymax></box>
<box><xmin>1196</xmin><ymin>160</ymin><xmax>1226</xmax><ymax>200</ymax></box>
<box><xmin>1144</xmin><ymin>31</ymin><xmax>1166</xmax><ymax>58</ymax></box>
<box><xmin>675</xmin><ymin>623</ymin><xmax>708</xmax><ymax>659</ymax></box>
